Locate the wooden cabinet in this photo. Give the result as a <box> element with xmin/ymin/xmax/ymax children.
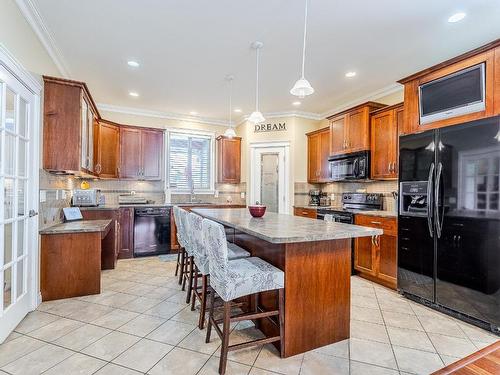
<box><xmin>398</xmin><ymin>39</ymin><xmax>500</xmax><ymax>134</ymax></box>
<box><xmin>328</xmin><ymin>102</ymin><xmax>386</xmax><ymax>156</ymax></box>
<box><xmin>293</xmin><ymin>207</ymin><xmax>317</xmax><ymax>219</ymax></box>
<box><xmin>216</xmin><ymin>136</ymin><xmax>241</xmax><ymax>183</ymax></box>
<box><xmin>306</xmin><ymin>127</ymin><xmax>330</xmax><ymax>183</ymax></box>
<box><xmin>118</xmin><ymin>207</ymin><xmax>134</xmax><ymax>259</ymax></box>
<box><xmin>354</xmin><ymin>215</ymin><xmax>397</xmax><ymax>289</ymax></box>
<box><xmin>370</xmin><ymin>103</ymin><xmax>403</xmax><ymax>179</ymax></box>
<box><xmin>94</xmin><ymin>120</ymin><xmax>120</xmax><ymax>178</ymax></box>
<box><xmin>119</xmin><ymin>126</ymin><xmax>163</xmax><ymax>180</ymax></box>
<box><xmin>43</xmin><ymin>76</ymin><xmax>100</xmax><ymax>175</ymax></box>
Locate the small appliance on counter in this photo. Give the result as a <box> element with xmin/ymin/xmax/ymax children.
<box><xmin>118</xmin><ymin>193</ymin><xmax>150</xmax><ymax>205</ymax></box>
<box><xmin>308</xmin><ymin>189</ymin><xmax>321</xmax><ymax>206</ymax></box>
<box><xmin>319</xmin><ymin>192</ymin><xmax>331</xmax><ymax>207</ymax></box>
<box><xmin>72</xmin><ymin>189</ymin><xmax>103</xmax><ymax>207</ymax></box>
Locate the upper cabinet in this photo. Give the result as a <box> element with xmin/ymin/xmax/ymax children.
<box><xmin>370</xmin><ymin>103</ymin><xmax>403</xmax><ymax>180</ymax></box>
<box><xmin>216</xmin><ymin>136</ymin><xmax>241</xmax><ymax>183</ymax></box>
<box><xmin>43</xmin><ymin>76</ymin><xmax>100</xmax><ymax>175</ymax></box>
<box><xmin>399</xmin><ymin>39</ymin><xmax>500</xmax><ymax>134</ymax></box>
<box><xmin>307</xmin><ymin>127</ymin><xmax>330</xmax><ymax>183</ymax></box>
<box><xmin>327</xmin><ymin>102</ymin><xmax>386</xmax><ymax>156</ymax></box>
<box><xmin>119</xmin><ymin>126</ymin><xmax>163</xmax><ymax>180</ymax></box>
<box><xmin>94</xmin><ymin>120</ymin><xmax>120</xmax><ymax>178</ymax></box>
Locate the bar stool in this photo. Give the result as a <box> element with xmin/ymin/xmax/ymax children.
<box><xmin>172</xmin><ymin>206</ymin><xmax>186</xmax><ymax>285</ymax></box>
<box><xmin>186</xmin><ymin>212</ymin><xmax>251</xmax><ymax>323</ymax></box>
<box><xmin>178</xmin><ymin>208</ymin><xmax>195</xmax><ymax>294</ymax></box>
<box><xmin>202</xmin><ymin>218</ymin><xmax>285</xmax><ymax>375</ymax></box>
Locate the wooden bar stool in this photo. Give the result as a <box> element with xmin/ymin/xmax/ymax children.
<box><xmin>202</xmin><ymin>218</ymin><xmax>285</xmax><ymax>375</ymax></box>
<box><xmin>186</xmin><ymin>212</ymin><xmax>250</xmax><ymax>327</ymax></box>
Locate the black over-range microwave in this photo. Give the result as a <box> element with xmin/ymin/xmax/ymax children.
<box><xmin>328</xmin><ymin>151</ymin><xmax>370</xmax><ymax>181</ymax></box>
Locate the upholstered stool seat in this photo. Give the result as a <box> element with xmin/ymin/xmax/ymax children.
<box><xmin>227</xmin><ymin>242</ymin><xmax>250</xmax><ymax>260</ymax></box>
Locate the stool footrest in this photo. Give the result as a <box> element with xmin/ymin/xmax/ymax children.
<box><xmin>230</xmin><ymin>310</ymin><xmax>279</xmax><ymax>323</ymax></box>
<box><xmin>228</xmin><ymin>336</ymin><xmax>280</xmax><ymax>352</ymax></box>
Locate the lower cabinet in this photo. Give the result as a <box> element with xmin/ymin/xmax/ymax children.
<box><xmin>354</xmin><ymin>214</ymin><xmax>397</xmax><ymax>289</ymax></box>
<box><xmin>119</xmin><ymin>207</ymin><xmax>134</xmax><ymax>259</ymax></box>
<box><xmin>293</xmin><ymin>207</ymin><xmax>317</xmax><ymax>219</ymax></box>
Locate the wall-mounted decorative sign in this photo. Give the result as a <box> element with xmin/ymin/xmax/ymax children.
<box><xmin>254</xmin><ymin>122</ymin><xmax>287</xmax><ymax>133</ymax></box>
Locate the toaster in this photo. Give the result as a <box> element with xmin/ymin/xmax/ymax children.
<box><xmin>72</xmin><ymin>189</ymin><xmax>103</xmax><ymax>207</ymax></box>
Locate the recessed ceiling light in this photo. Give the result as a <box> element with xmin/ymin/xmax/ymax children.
<box><xmin>448</xmin><ymin>12</ymin><xmax>466</xmax><ymax>23</ymax></box>
<box><xmin>129</xmin><ymin>91</ymin><xmax>139</xmax><ymax>97</ymax></box>
<box><xmin>345</xmin><ymin>71</ymin><xmax>357</xmax><ymax>78</ymax></box>
<box><xmin>127</xmin><ymin>60</ymin><xmax>140</xmax><ymax>67</ymax></box>
<box><xmin>292</xmin><ymin>101</ymin><xmax>301</xmax><ymax>106</ymax></box>
<box><xmin>190</xmin><ymin>111</ymin><xmax>198</xmax><ymax>116</ymax></box>
<box><xmin>234</xmin><ymin>108</ymin><xmax>242</xmax><ymax>113</ymax></box>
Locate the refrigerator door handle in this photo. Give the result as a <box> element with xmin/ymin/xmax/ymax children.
<box><xmin>435</xmin><ymin>162</ymin><xmax>444</xmax><ymax>239</ymax></box>
<box><xmin>427</xmin><ymin>162</ymin><xmax>435</xmax><ymax>238</ymax></box>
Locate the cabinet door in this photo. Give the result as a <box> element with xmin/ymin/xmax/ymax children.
<box><xmin>98</xmin><ymin>122</ymin><xmax>120</xmax><ymax>178</ymax></box>
<box><xmin>118</xmin><ymin>208</ymin><xmax>134</xmax><ymax>259</ymax></box>
<box><xmin>119</xmin><ymin>127</ymin><xmax>142</xmax><ymax>178</ymax></box>
<box><xmin>371</xmin><ymin>110</ymin><xmax>393</xmax><ymax>179</ymax></box>
<box><xmin>307</xmin><ymin>133</ymin><xmax>320</xmax><ymax>182</ymax></box>
<box><xmin>354</xmin><ymin>236</ymin><xmax>376</xmax><ymax>276</ymax></box>
<box><xmin>346</xmin><ymin>108</ymin><xmax>369</xmax><ymax>152</ymax></box>
<box><xmin>319</xmin><ymin>130</ymin><xmax>331</xmax><ymax>182</ymax></box>
<box><xmin>293</xmin><ymin>207</ymin><xmax>317</xmax><ymax>219</ymax></box>
<box><xmin>377</xmin><ymin>234</ymin><xmax>397</xmax><ymax>286</ymax></box>
<box><xmin>218</xmin><ymin>137</ymin><xmax>241</xmax><ymax>183</ymax></box>
<box><xmin>141</xmin><ymin>129</ymin><xmax>163</xmax><ymax>180</ymax></box>
<box><xmin>330</xmin><ymin>115</ymin><xmax>346</xmax><ymax>155</ymax></box>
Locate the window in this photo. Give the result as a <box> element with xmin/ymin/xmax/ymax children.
<box><xmin>167</xmin><ymin>131</ymin><xmax>214</xmax><ymax>192</ymax></box>
<box><xmin>459</xmin><ymin>148</ymin><xmax>500</xmax><ymax>212</ymax></box>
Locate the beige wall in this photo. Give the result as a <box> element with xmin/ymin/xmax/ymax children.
<box><xmin>0</xmin><ymin>0</ymin><xmax>60</xmax><ymax>76</ymax></box>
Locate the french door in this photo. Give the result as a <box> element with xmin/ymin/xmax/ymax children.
<box><xmin>0</xmin><ymin>62</ymin><xmax>39</xmax><ymax>342</ymax></box>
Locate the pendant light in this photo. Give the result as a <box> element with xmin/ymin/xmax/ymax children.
<box><xmin>248</xmin><ymin>41</ymin><xmax>266</xmax><ymax>124</ymax></box>
<box><xmin>290</xmin><ymin>0</ymin><xmax>314</xmax><ymax>98</ymax></box>
<box><xmin>224</xmin><ymin>75</ymin><xmax>237</xmax><ymax>138</ymax></box>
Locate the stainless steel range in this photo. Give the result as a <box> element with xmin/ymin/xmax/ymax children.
<box><xmin>317</xmin><ymin>193</ymin><xmax>383</xmax><ymax>223</ymax></box>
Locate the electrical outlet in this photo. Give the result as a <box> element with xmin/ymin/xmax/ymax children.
<box><xmin>40</xmin><ymin>191</ymin><xmax>47</xmax><ymax>203</ymax></box>
<box><xmin>61</xmin><ymin>190</ymin><xmax>67</xmax><ymax>199</ymax></box>
<box><xmin>214</xmin><ymin>190</ymin><xmax>219</xmax><ymax>198</ymax></box>
<box><xmin>240</xmin><ymin>192</ymin><xmax>245</xmax><ymax>199</ymax></box>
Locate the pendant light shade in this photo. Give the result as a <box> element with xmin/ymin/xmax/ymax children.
<box><xmin>249</xmin><ymin>41</ymin><xmax>265</xmax><ymax>124</ymax></box>
<box><xmin>224</xmin><ymin>75</ymin><xmax>236</xmax><ymax>138</ymax></box>
<box><xmin>291</xmin><ymin>0</ymin><xmax>314</xmax><ymax>98</ymax></box>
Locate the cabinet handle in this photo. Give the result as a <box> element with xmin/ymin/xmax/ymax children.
<box><xmin>371</xmin><ymin>235</ymin><xmax>375</xmax><ymax>246</ymax></box>
<box><xmin>302</xmin><ymin>211</ymin><xmax>308</xmax><ymax>215</ymax></box>
<box><xmin>376</xmin><ymin>235</ymin><xmax>380</xmax><ymax>247</ymax></box>
<box><xmin>392</xmin><ymin>162</ymin><xmax>396</xmax><ymax>173</ymax></box>
<box><xmin>370</xmin><ymin>221</ymin><xmax>382</xmax><ymax>225</ymax></box>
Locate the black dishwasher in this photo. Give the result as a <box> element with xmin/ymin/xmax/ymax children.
<box><xmin>134</xmin><ymin>207</ymin><xmax>171</xmax><ymax>257</ymax></box>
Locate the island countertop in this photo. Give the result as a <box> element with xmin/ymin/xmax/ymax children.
<box><xmin>39</xmin><ymin>219</ymin><xmax>112</xmax><ymax>235</ymax></box>
<box><xmin>192</xmin><ymin>208</ymin><xmax>382</xmax><ymax>244</ymax></box>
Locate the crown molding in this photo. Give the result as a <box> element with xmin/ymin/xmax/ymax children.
<box><xmin>97</xmin><ymin>103</ymin><xmax>233</xmax><ymax>127</ymax></box>
<box><xmin>320</xmin><ymin>83</ymin><xmax>403</xmax><ymax>118</ymax></box>
<box><xmin>0</xmin><ymin>43</ymin><xmax>42</xmax><ymax>94</ymax></box>
<box><xmin>15</xmin><ymin>0</ymin><xmax>71</xmax><ymax>78</ymax></box>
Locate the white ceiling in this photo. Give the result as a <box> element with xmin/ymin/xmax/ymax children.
<box><xmin>28</xmin><ymin>0</ymin><xmax>500</xmax><ymax>122</ymax></box>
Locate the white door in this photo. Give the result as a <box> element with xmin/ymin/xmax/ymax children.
<box><xmin>250</xmin><ymin>143</ymin><xmax>290</xmax><ymax>214</ymax></box>
<box><xmin>0</xmin><ymin>63</ymin><xmax>39</xmax><ymax>342</ymax></box>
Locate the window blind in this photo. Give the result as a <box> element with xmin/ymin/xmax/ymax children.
<box><xmin>168</xmin><ymin>132</ymin><xmax>212</xmax><ymax>191</ymax></box>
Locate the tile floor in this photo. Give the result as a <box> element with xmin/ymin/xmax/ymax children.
<box><xmin>0</xmin><ymin>257</ymin><xmax>498</xmax><ymax>375</ymax></box>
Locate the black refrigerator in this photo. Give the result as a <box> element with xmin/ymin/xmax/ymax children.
<box><xmin>398</xmin><ymin>116</ymin><xmax>500</xmax><ymax>333</ymax></box>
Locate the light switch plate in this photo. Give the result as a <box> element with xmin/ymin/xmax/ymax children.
<box><xmin>40</xmin><ymin>190</ymin><xmax>47</xmax><ymax>202</ymax></box>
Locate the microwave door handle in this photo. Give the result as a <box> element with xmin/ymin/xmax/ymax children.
<box><xmin>353</xmin><ymin>159</ymin><xmax>359</xmax><ymax>179</ymax></box>
<box><xmin>427</xmin><ymin>162</ymin><xmax>435</xmax><ymax>238</ymax></box>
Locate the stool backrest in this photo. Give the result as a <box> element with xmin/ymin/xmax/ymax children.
<box><xmin>188</xmin><ymin>212</ymin><xmax>204</xmax><ymax>257</ymax></box>
<box><xmin>179</xmin><ymin>208</ymin><xmax>191</xmax><ymax>248</ymax></box>
<box><xmin>324</xmin><ymin>214</ymin><xmax>334</xmax><ymax>222</ymax></box>
<box><xmin>172</xmin><ymin>206</ymin><xmax>185</xmax><ymax>246</ymax></box>
<box><xmin>202</xmin><ymin>218</ymin><xmax>229</xmax><ymax>279</ymax></box>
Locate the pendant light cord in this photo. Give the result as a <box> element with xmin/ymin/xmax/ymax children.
<box><xmin>229</xmin><ymin>78</ymin><xmax>232</xmax><ymax>127</ymax></box>
<box><xmin>255</xmin><ymin>47</ymin><xmax>260</xmax><ymax>111</ymax></box>
<box><xmin>301</xmin><ymin>0</ymin><xmax>308</xmax><ymax>78</ymax></box>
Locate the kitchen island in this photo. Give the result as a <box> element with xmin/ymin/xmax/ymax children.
<box><xmin>192</xmin><ymin>208</ymin><xmax>382</xmax><ymax>357</ymax></box>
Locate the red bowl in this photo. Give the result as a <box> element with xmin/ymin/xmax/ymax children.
<box><xmin>248</xmin><ymin>205</ymin><xmax>266</xmax><ymax>217</ymax></box>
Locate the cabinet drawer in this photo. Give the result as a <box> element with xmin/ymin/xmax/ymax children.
<box><xmin>293</xmin><ymin>207</ymin><xmax>317</xmax><ymax>219</ymax></box>
<box><xmin>355</xmin><ymin>215</ymin><xmax>397</xmax><ymax>235</ymax></box>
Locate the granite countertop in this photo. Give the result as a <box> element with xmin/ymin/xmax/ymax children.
<box><xmin>80</xmin><ymin>203</ymin><xmax>245</xmax><ymax>210</ymax></box>
<box><xmin>293</xmin><ymin>206</ymin><xmax>397</xmax><ymax>218</ymax></box>
<box><xmin>192</xmin><ymin>208</ymin><xmax>382</xmax><ymax>244</ymax></box>
<box><xmin>39</xmin><ymin>219</ymin><xmax>113</xmax><ymax>234</ymax></box>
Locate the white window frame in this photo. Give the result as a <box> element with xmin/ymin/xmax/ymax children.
<box><xmin>165</xmin><ymin>128</ymin><xmax>215</xmax><ymax>194</ymax></box>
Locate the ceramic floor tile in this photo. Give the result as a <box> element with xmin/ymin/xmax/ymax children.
<box><xmin>419</xmin><ymin>315</ymin><xmax>466</xmax><ymax>338</ymax></box>
<box><xmin>217</xmin><ymin>326</ymin><xmax>265</xmax><ymax>365</ymax></box>
<box><xmin>3</xmin><ymin>331</ymin><xmax>22</xmax><ymax>343</ymax></box>
<box><xmin>81</xmin><ymin>331</ymin><xmax>140</xmax><ymax>361</ymax></box>
<box><xmin>349</xmin><ymin>338</ymin><xmax>398</xmax><ymax>370</ymax></box>
<box><xmin>312</xmin><ymin>338</ymin><xmax>349</xmax><ymax>358</ymax></box>
<box><xmin>144</xmin><ymin>300</ymin><xmax>186</xmax><ymax>319</ymax></box>
<box><xmin>54</xmin><ymin>324</ymin><xmax>111</xmax><ymax>351</ymax></box>
<box><xmin>145</xmin><ymin>286</ymin><xmax>179</xmax><ymax>300</ymax></box>
<box><xmin>147</xmin><ymin>347</ymin><xmax>210</xmax><ymax>375</ymax></box>
<box><xmin>42</xmin><ymin>352</ymin><xmax>107</xmax><ymax>375</ymax></box>
<box><xmin>77</xmin><ymin>290</ymin><xmax>117</xmax><ymax>304</ymax></box>
<box><xmin>112</xmin><ymin>338</ymin><xmax>174</xmax><ymax>373</ymax></box>
<box><xmin>254</xmin><ymin>344</ymin><xmax>304</xmax><ymax>375</ymax></box>
<box><xmin>440</xmin><ymin>354</ymin><xmax>461</xmax><ymax>366</ymax></box>
<box><xmin>428</xmin><ymin>333</ymin><xmax>478</xmax><ymax>358</ymax></box>
<box><xmin>170</xmin><ymin>305</ymin><xmax>201</xmax><ymax>325</ymax></box>
<box><xmin>382</xmin><ymin>310</ymin><xmax>424</xmax><ymax>331</ymax></box>
<box><xmin>94</xmin><ymin>363</ymin><xmax>143</xmax><ymax>375</ymax></box>
<box><xmin>90</xmin><ymin>308</ymin><xmax>140</xmax><ymax>330</ymax></box>
<box><xmin>178</xmin><ymin>325</ymin><xmax>222</xmax><ymax>355</ymax></box>
<box><xmin>13</xmin><ymin>311</ymin><xmax>59</xmax><ymax>334</ymax></box>
<box><xmin>0</xmin><ymin>336</ymin><xmax>45</xmax><ymax>367</ymax></box>
<box><xmin>44</xmin><ymin>299</ymin><xmax>91</xmax><ymax>317</ymax></box>
<box><xmin>393</xmin><ymin>345</ymin><xmax>444</xmax><ymax>374</ymax></box>
<box><xmin>126</xmin><ymin>283</ymin><xmax>157</xmax><ymax>296</ymax></box>
<box><xmin>248</xmin><ymin>368</ymin><xmax>278</xmax><ymax>375</ymax></box>
<box><xmin>386</xmin><ymin>326</ymin><xmax>436</xmax><ymax>352</ymax></box>
<box><xmin>378</xmin><ymin>298</ymin><xmax>415</xmax><ymax>315</ymax></box>
<box><xmin>1</xmin><ymin>343</ymin><xmax>73</xmax><ymax>375</ymax></box>
<box><xmin>301</xmin><ymin>351</ymin><xmax>349</xmax><ymax>375</ymax></box>
<box><xmin>117</xmin><ymin>314</ymin><xmax>166</xmax><ymax>337</ymax></box>
<box><xmin>146</xmin><ymin>319</ymin><xmax>196</xmax><ymax>345</ymax></box>
<box><xmin>458</xmin><ymin>323</ymin><xmax>499</xmax><ymax>344</ymax></box>
<box><xmin>28</xmin><ymin>317</ymin><xmax>84</xmax><ymax>342</ymax></box>
<box><xmin>351</xmin><ymin>305</ymin><xmax>384</xmax><ymax>324</ymax></box>
<box><xmin>351</xmin><ymin>294</ymin><xmax>379</xmax><ymax>309</ymax></box>
<box><xmin>67</xmin><ymin>302</ymin><xmax>115</xmax><ymax>323</ymax></box>
<box><xmin>98</xmin><ymin>292</ymin><xmax>138</xmax><ymax>308</ymax></box>
<box><xmin>350</xmin><ymin>320</ymin><xmax>390</xmax><ymax>343</ymax></box>
<box><xmin>349</xmin><ymin>360</ymin><xmax>399</xmax><ymax>375</ymax></box>
<box><xmin>198</xmin><ymin>356</ymin><xmax>251</xmax><ymax>375</ymax></box>
<box><xmin>120</xmin><ymin>296</ymin><xmax>163</xmax><ymax>313</ymax></box>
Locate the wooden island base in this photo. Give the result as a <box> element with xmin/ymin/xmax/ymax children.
<box><xmin>234</xmin><ymin>230</ymin><xmax>351</xmax><ymax>357</ymax></box>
